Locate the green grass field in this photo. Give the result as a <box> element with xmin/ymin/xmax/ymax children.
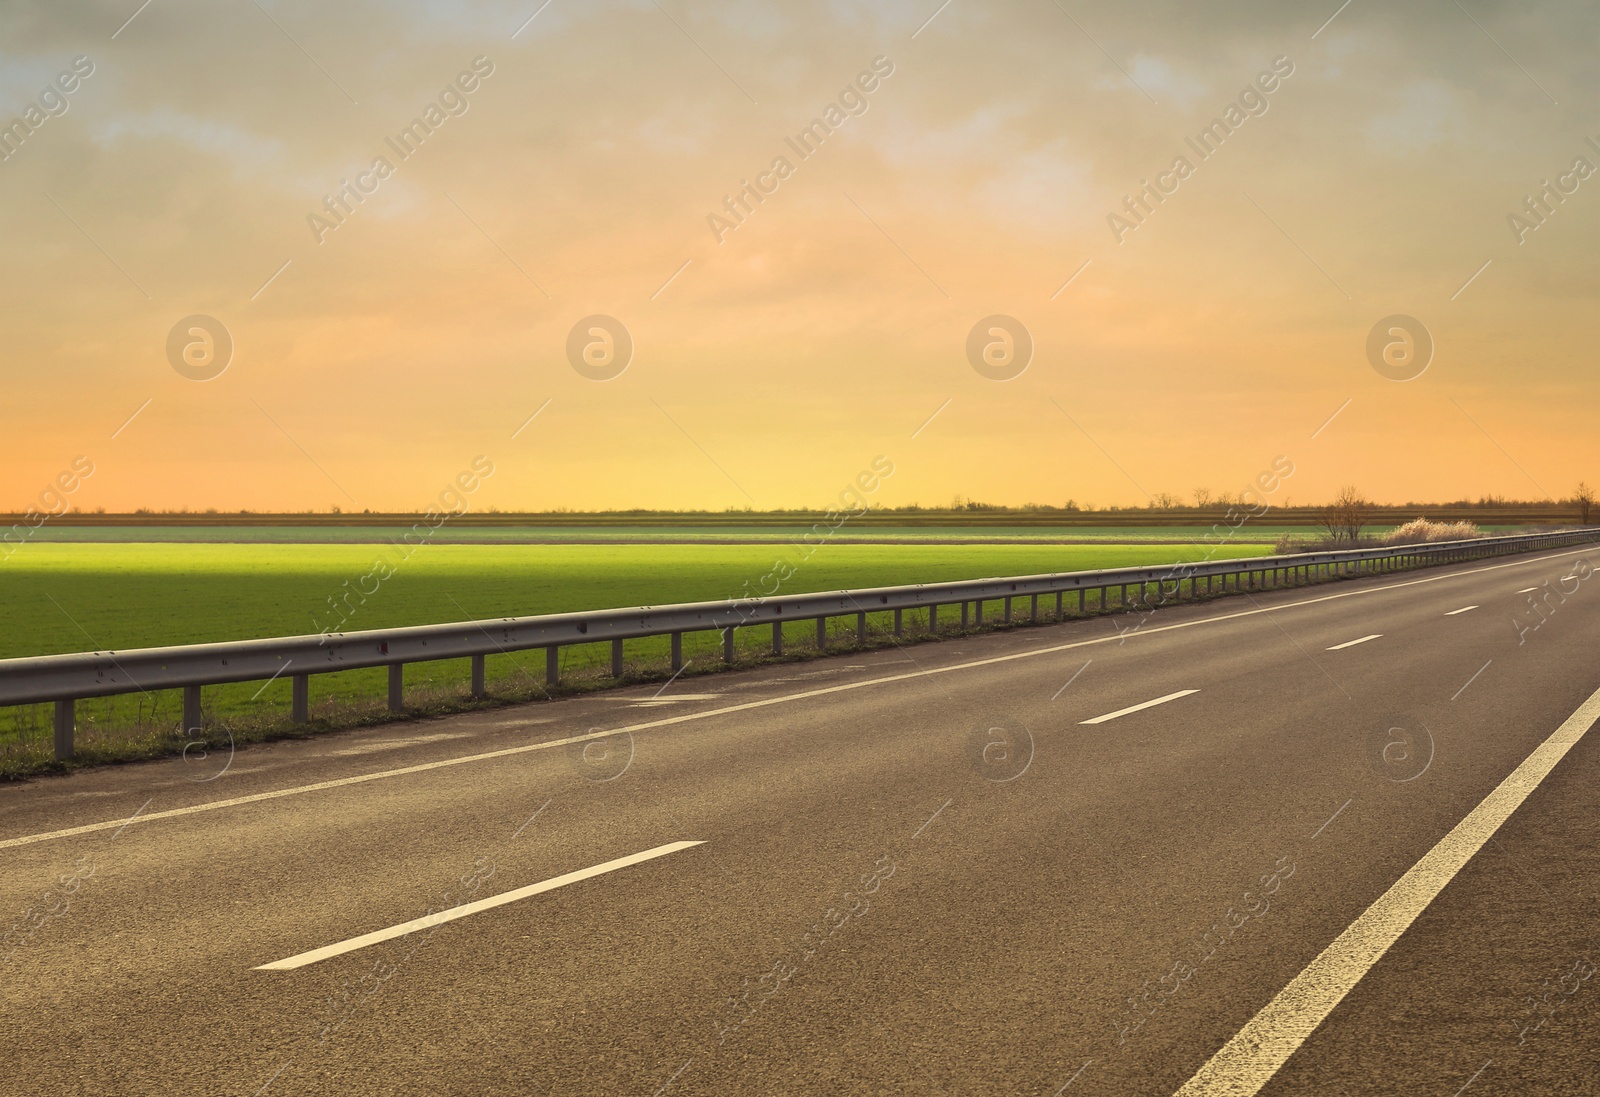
<box><xmin>2</xmin><ymin>541</ymin><xmax>1282</xmax><ymax>655</ymax></box>
<box><xmin>0</xmin><ymin>539</ymin><xmax>1274</xmax><ymax>770</ymax></box>
<box><xmin>17</xmin><ymin>524</ymin><xmax>1320</xmax><ymax>544</ymax></box>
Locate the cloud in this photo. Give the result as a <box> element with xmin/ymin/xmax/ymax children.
<box><xmin>1364</xmin><ymin>81</ymin><xmax>1463</xmax><ymax>153</ymax></box>
<box><xmin>0</xmin><ymin>0</ymin><xmax>1594</xmax><ymax>510</ymax></box>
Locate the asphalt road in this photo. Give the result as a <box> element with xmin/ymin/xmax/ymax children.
<box><xmin>3</xmin><ymin>545</ymin><xmax>1598</xmax><ymax>1096</ymax></box>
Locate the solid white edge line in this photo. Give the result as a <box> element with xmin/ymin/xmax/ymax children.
<box><xmin>1444</xmin><ymin>606</ymin><xmax>1479</xmax><ymax>615</ymax></box>
<box><xmin>255</xmin><ymin>840</ymin><xmax>703</xmax><ymax>971</ymax></box>
<box><xmin>1079</xmin><ymin>689</ymin><xmax>1200</xmax><ymax>725</ymax></box>
<box><xmin>1173</xmin><ymin>682</ymin><xmax>1600</xmax><ymax>1096</ymax></box>
<box><xmin>1325</xmin><ymin>634</ymin><xmax>1382</xmax><ymax>650</ymax></box>
<box><xmin>5</xmin><ymin>544</ymin><xmax>1593</xmax><ymax>852</ymax></box>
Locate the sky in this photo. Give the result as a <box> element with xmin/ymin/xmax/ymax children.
<box><xmin>1</xmin><ymin>0</ymin><xmax>1595</xmax><ymax>513</ymax></box>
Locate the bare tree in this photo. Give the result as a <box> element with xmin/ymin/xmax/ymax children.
<box><xmin>1151</xmin><ymin>492</ymin><xmax>1181</xmax><ymax>510</ymax></box>
<box><xmin>1317</xmin><ymin>504</ymin><xmax>1344</xmax><ymax>544</ymax></box>
<box><xmin>1576</xmin><ymin>481</ymin><xmax>1596</xmax><ymax>525</ymax></box>
<box><xmin>1192</xmin><ymin>487</ymin><xmax>1212</xmax><ymax>508</ymax></box>
<box><xmin>1320</xmin><ymin>486</ymin><xmax>1371</xmax><ymax>544</ymax></box>
<box><xmin>1335</xmin><ymin>486</ymin><xmax>1370</xmax><ymax>543</ymax></box>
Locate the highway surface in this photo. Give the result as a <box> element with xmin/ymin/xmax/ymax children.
<box><xmin>3</xmin><ymin>545</ymin><xmax>1598</xmax><ymax>1095</ymax></box>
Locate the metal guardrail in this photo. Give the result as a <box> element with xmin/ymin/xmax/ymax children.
<box><xmin>6</xmin><ymin>527</ymin><xmax>1596</xmax><ymax>760</ymax></box>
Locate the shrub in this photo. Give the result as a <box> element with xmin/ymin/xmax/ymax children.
<box><xmin>1380</xmin><ymin>517</ymin><xmax>1482</xmax><ymax>546</ymax></box>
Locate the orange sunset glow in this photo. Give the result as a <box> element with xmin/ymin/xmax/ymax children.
<box><xmin>2</xmin><ymin>1</ymin><xmax>1594</xmax><ymax>512</ymax></box>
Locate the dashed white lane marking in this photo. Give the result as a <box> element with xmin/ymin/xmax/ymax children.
<box><xmin>628</xmin><ymin>698</ymin><xmax>725</xmax><ymax>709</ymax></box>
<box><xmin>1080</xmin><ymin>689</ymin><xmax>1200</xmax><ymax>725</ymax></box>
<box><xmin>1326</xmin><ymin>634</ymin><xmax>1382</xmax><ymax>650</ymax></box>
<box><xmin>1444</xmin><ymin>606</ymin><xmax>1479</xmax><ymax>616</ymax></box>
<box><xmin>1172</xmin><ymin>682</ymin><xmax>1600</xmax><ymax>1097</ymax></box>
<box><xmin>4</xmin><ymin>545</ymin><xmax>1591</xmax><ymax>852</ymax></box>
<box><xmin>328</xmin><ymin>733</ymin><xmax>471</xmax><ymax>757</ymax></box>
<box><xmin>255</xmin><ymin>840</ymin><xmax>703</xmax><ymax>971</ymax></box>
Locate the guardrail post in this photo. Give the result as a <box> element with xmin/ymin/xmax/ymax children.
<box><xmin>975</xmin><ymin>600</ymin><xmax>984</xmax><ymax>626</ymax></box>
<box><xmin>855</xmin><ymin>612</ymin><xmax>867</xmax><ymax>644</ymax></box>
<box><xmin>722</xmin><ymin>627</ymin><xmax>735</xmax><ymax>663</ymax></box>
<box><xmin>1077</xmin><ymin>589</ymin><xmax>1085</xmax><ymax>614</ymax></box>
<box><xmin>962</xmin><ymin>602</ymin><xmax>970</xmax><ymax>628</ymax></box>
<box><xmin>388</xmin><ymin>664</ymin><xmax>404</xmax><ymax>711</ymax></box>
<box><xmin>546</xmin><ymin>646</ymin><xmax>559</xmax><ymax>687</ymax></box>
<box><xmin>292</xmin><ymin>673</ymin><xmax>310</xmax><ymax>723</ymax></box>
<box><xmin>894</xmin><ymin>608</ymin><xmax>903</xmax><ymax>636</ymax></box>
<box><xmin>671</xmin><ymin>633</ymin><xmax>683</xmax><ymax>671</ymax></box>
<box><xmin>183</xmin><ymin>684</ymin><xmax>202</xmax><ymax>736</ymax></box>
<box><xmin>772</xmin><ymin>621</ymin><xmax>784</xmax><ymax>655</ymax></box>
<box><xmin>1030</xmin><ymin>594</ymin><xmax>1038</xmax><ymax>620</ymax></box>
<box><xmin>53</xmin><ymin>699</ymin><xmax>74</xmax><ymax>761</ymax></box>
<box><xmin>470</xmin><ymin>655</ymin><xmax>486</xmax><ymax>699</ymax></box>
<box><xmin>611</xmin><ymin>639</ymin><xmax>624</xmax><ymax>678</ymax></box>
<box><xmin>816</xmin><ymin>617</ymin><xmax>828</xmax><ymax>650</ymax></box>
<box><xmin>1005</xmin><ymin>597</ymin><xmax>1014</xmax><ymax>623</ymax></box>
<box><xmin>929</xmin><ymin>604</ymin><xmax>939</xmax><ymax>631</ymax></box>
